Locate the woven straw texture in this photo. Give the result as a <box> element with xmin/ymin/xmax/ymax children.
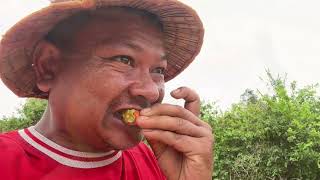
<box><xmin>0</xmin><ymin>0</ymin><xmax>204</xmax><ymax>98</ymax></box>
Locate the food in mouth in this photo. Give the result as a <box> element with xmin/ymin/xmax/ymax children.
<box><xmin>122</xmin><ymin>109</ymin><xmax>140</xmax><ymax>125</ymax></box>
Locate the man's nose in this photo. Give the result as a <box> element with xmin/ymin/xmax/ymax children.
<box><xmin>128</xmin><ymin>73</ymin><xmax>160</xmax><ymax>104</ymax></box>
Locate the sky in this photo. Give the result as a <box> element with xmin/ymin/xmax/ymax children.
<box><xmin>1</xmin><ymin>0</ymin><xmax>320</xmax><ymax>117</ymax></box>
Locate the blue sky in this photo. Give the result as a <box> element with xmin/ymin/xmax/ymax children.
<box><xmin>1</xmin><ymin>0</ymin><xmax>320</xmax><ymax>116</ymax></box>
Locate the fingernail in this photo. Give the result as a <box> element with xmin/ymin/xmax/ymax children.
<box><xmin>141</xmin><ymin>108</ymin><xmax>151</xmax><ymax>115</ymax></box>
<box><xmin>173</xmin><ymin>88</ymin><xmax>181</xmax><ymax>94</ymax></box>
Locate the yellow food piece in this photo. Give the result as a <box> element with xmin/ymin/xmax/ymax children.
<box><xmin>122</xmin><ymin>109</ymin><xmax>138</xmax><ymax>124</ymax></box>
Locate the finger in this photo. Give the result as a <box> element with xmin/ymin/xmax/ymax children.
<box><xmin>136</xmin><ymin>115</ymin><xmax>209</xmax><ymax>137</ymax></box>
<box><xmin>140</xmin><ymin>103</ymin><xmax>204</xmax><ymax>126</ymax></box>
<box><xmin>142</xmin><ymin>129</ymin><xmax>202</xmax><ymax>154</ymax></box>
<box><xmin>170</xmin><ymin>87</ymin><xmax>200</xmax><ymax>117</ymax></box>
<box><xmin>141</xmin><ymin>103</ymin><xmax>209</xmax><ymax>128</ymax></box>
<box><xmin>145</xmin><ymin>139</ymin><xmax>168</xmax><ymax>160</ymax></box>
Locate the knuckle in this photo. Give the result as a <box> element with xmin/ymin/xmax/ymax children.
<box><xmin>177</xmin><ymin>105</ymin><xmax>188</xmax><ymax>115</ymax></box>
<box><xmin>192</xmin><ymin>90</ymin><xmax>200</xmax><ymax>100</ymax></box>
<box><xmin>177</xmin><ymin>118</ymin><xmax>184</xmax><ymax>128</ymax></box>
<box><xmin>171</xmin><ymin>104</ymin><xmax>186</xmax><ymax>115</ymax></box>
<box><xmin>187</xmin><ymin>87</ymin><xmax>200</xmax><ymax>99</ymax></box>
<box><xmin>176</xmin><ymin>118</ymin><xmax>187</xmax><ymax>132</ymax></box>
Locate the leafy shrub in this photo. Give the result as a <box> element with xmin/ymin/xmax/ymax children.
<box><xmin>0</xmin><ymin>98</ymin><xmax>47</xmax><ymax>132</ymax></box>
<box><xmin>211</xmin><ymin>71</ymin><xmax>320</xmax><ymax>179</ymax></box>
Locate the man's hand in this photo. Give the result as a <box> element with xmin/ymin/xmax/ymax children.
<box><xmin>136</xmin><ymin>87</ymin><xmax>214</xmax><ymax>180</ymax></box>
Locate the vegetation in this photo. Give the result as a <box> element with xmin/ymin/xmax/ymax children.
<box><xmin>204</xmin><ymin>72</ymin><xmax>320</xmax><ymax>179</ymax></box>
<box><xmin>0</xmin><ymin>98</ymin><xmax>46</xmax><ymax>132</ymax></box>
<box><xmin>1</xmin><ymin>72</ymin><xmax>320</xmax><ymax>179</ymax></box>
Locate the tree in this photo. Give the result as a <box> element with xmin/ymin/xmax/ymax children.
<box><xmin>212</xmin><ymin>71</ymin><xmax>320</xmax><ymax>179</ymax></box>
<box><xmin>0</xmin><ymin>98</ymin><xmax>47</xmax><ymax>132</ymax></box>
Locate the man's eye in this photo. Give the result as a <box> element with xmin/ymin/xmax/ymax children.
<box><xmin>111</xmin><ymin>55</ymin><xmax>133</xmax><ymax>66</ymax></box>
<box><xmin>153</xmin><ymin>67</ymin><xmax>166</xmax><ymax>75</ymax></box>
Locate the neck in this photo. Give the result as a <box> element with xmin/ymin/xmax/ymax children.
<box><xmin>34</xmin><ymin>106</ymin><xmax>113</xmax><ymax>153</ymax></box>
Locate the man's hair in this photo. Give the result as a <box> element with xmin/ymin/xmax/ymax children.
<box><xmin>45</xmin><ymin>7</ymin><xmax>163</xmax><ymax>51</ymax></box>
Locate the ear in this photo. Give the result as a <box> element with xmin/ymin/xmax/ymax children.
<box><xmin>32</xmin><ymin>40</ymin><xmax>62</xmax><ymax>93</ymax></box>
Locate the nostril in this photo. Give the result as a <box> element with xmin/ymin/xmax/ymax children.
<box><xmin>128</xmin><ymin>80</ymin><xmax>160</xmax><ymax>103</ymax></box>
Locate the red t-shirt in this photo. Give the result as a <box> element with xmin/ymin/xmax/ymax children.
<box><xmin>0</xmin><ymin>126</ymin><xmax>166</xmax><ymax>180</ymax></box>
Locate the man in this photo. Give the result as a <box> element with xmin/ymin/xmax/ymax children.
<box><xmin>0</xmin><ymin>0</ymin><xmax>213</xmax><ymax>179</ymax></box>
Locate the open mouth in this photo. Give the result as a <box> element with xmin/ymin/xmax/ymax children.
<box><xmin>114</xmin><ymin>109</ymin><xmax>140</xmax><ymax>125</ymax></box>
<box><xmin>114</xmin><ymin>110</ymin><xmax>126</xmax><ymax>121</ymax></box>
<box><xmin>114</xmin><ymin>108</ymin><xmax>140</xmax><ymax>125</ymax></box>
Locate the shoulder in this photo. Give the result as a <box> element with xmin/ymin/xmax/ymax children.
<box><xmin>0</xmin><ymin>130</ymin><xmax>24</xmax><ymax>152</ymax></box>
<box><xmin>0</xmin><ymin>131</ymin><xmax>27</xmax><ymax>175</ymax></box>
<box><xmin>0</xmin><ymin>130</ymin><xmax>27</xmax><ymax>161</ymax></box>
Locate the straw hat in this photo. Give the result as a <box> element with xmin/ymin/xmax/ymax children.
<box><xmin>0</xmin><ymin>0</ymin><xmax>204</xmax><ymax>98</ymax></box>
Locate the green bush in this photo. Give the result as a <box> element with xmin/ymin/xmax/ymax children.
<box><xmin>211</xmin><ymin>71</ymin><xmax>320</xmax><ymax>179</ymax></box>
<box><xmin>0</xmin><ymin>98</ymin><xmax>47</xmax><ymax>133</ymax></box>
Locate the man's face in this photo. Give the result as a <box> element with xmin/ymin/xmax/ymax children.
<box><xmin>49</xmin><ymin>10</ymin><xmax>166</xmax><ymax>151</ymax></box>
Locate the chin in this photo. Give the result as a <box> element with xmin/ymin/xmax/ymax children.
<box><xmin>104</xmin><ymin>130</ymin><xmax>144</xmax><ymax>150</ymax></box>
<box><xmin>118</xmin><ymin>133</ymin><xmax>144</xmax><ymax>150</ymax></box>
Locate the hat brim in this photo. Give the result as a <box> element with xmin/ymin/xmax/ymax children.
<box><xmin>0</xmin><ymin>0</ymin><xmax>204</xmax><ymax>98</ymax></box>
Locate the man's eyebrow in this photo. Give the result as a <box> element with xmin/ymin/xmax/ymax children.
<box><xmin>97</xmin><ymin>38</ymin><xmax>167</xmax><ymax>60</ymax></box>
<box><xmin>97</xmin><ymin>38</ymin><xmax>143</xmax><ymax>51</ymax></box>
